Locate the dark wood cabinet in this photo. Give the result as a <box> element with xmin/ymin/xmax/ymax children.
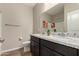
<box><xmin>77</xmin><ymin>49</ymin><xmax>79</xmax><ymax>56</ymax></box>
<box><xmin>40</xmin><ymin>39</ymin><xmax>77</xmax><ymax>56</ymax></box>
<box><xmin>40</xmin><ymin>45</ymin><xmax>62</xmax><ymax>56</ymax></box>
<box><xmin>30</xmin><ymin>36</ymin><xmax>40</xmax><ymax>56</ymax></box>
<box><xmin>30</xmin><ymin>36</ymin><xmax>78</xmax><ymax>56</ymax></box>
<box><xmin>30</xmin><ymin>40</ymin><xmax>35</xmax><ymax>56</ymax></box>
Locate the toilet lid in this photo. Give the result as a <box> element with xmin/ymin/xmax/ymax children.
<box><xmin>22</xmin><ymin>41</ymin><xmax>30</xmax><ymax>45</ymax></box>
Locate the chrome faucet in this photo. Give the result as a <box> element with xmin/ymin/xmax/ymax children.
<box><xmin>61</xmin><ymin>32</ymin><xmax>65</xmax><ymax>37</ymax></box>
<box><xmin>73</xmin><ymin>33</ymin><xmax>76</xmax><ymax>37</ymax></box>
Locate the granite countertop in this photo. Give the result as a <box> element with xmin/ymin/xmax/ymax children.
<box><xmin>31</xmin><ymin>34</ymin><xmax>79</xmax><ymax>49</ymax></box>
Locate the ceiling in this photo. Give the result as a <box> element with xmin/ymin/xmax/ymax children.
<box><xmin>46</xmin><ymin>3</ymin><xmax>64</xmax><ymax>16</ymax></box>
<box><xmin>0</xmin><ymin>3</ymin><xmax>36</xmax><ymax>8</ymax></box>
<box><xmin>24</xmin><ymin>3</ymin><xmax>36</xmax><ymax>8</ymax></box>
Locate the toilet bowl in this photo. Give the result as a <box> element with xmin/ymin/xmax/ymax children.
<box><xmin>22</xmin><ymin>41</ymin><xmax>30</xmax><ymax>52</ymax></box>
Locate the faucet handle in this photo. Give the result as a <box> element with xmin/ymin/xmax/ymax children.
<box><xmin>66</xmin><ymin>33</ymin><xmax>70</xmax><ymax>37</ymax></box>
<box><xmin>73</xmin><ymin>33</ymin><xmax>76</xmax><ymax>37</ymax></box>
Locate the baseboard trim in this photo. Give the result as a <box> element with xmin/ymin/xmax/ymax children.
<box><xmin>2</xmin><ymin>47</ymin><xmax>23</xmax><ymax>53</ymax></box>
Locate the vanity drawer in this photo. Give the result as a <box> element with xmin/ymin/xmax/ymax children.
<box><xmin>40</xmin><ymin>39</ymin><xmax>77</xmax><ymax>56</ymax></box>
<box><xmin>40</xmin><ymin>45</ymin><xmax>62</xmax><ymax>56</ymax></box>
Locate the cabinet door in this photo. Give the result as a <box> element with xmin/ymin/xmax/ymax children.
<box><xmin>40</xmin><ymin>39</ymin><xmax>77</xmax><ymax>56</ymax></box>
<box><xmin>30</xmin><ymin>40</ymin><xmax>35</xmax><ymax>56</ymax></box>
<box><xmin>34</xmin><ymin>43</ymin><xmax>39</xmax><ymax>56</ymax></box>
<box><xmin>30</xmin><ymin>36</ymin><xmax>40</xmax><ymax>56</ymax></box>
<box><xmin>30</xmin><ymin>40</ymin><xmax>39</xmax><ymax>56</ymax></box>
<box><xmin>76</xmin><ymin>49</ymin><xmax>79</xmax><ymax>56</ymax></box>
<box><xmin>40</xmin><ymin>46</ymin><xmax>61</xmax><ymax>56</ymax></box>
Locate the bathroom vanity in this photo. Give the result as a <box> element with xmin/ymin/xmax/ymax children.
<box><xmin>30</xmin><ymin>34</ymin><xmax>79</xmax><ymax>56</ymax></box>
<box><xmin>30</xmin><ymin>3</ymin><xmax>79</xmax><ymax>56</ymax></box>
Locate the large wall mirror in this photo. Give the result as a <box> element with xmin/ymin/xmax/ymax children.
<box><xmin>41</xmin><ymin>3</ymin><xmax>79</xmax><ymax>32</ymax></box>
<box><xmin>40</xmin><ymin>3</ymin><xmax>64</xmax><ymax>32</ymax></box>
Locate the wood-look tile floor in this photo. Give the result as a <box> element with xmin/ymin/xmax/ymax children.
<box><xmin>1</xmin><ymin>48</ymin><xmax>32</xmax><ymax>56</ymax></box>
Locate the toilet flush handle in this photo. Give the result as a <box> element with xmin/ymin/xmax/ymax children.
<box><xmin>18</xmin><ymin>37</ymin><xmax>23</xmax><ymax>41</ymax></box>
<box><xmin>0</xmin><ymin>38</ymin><xmax>5</xmax><ymax>43</ymax></box>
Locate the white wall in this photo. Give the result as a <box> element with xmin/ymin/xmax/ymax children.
<box><xmin>42</xmin><ymin>3</ymin><xmax>58</xmax><ymax>13</ymax></box>
<box><xmin>33</xmin><ymin>3</ymin><xmax>44</xmax><ymax>34</ymax></box>
<box><xmin>0</xmin><ymin>4</ymin><xmax>33</xmax><ymax>51</ymax></box>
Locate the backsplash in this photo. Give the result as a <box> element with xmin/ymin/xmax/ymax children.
<box><xmin>51</xmin><ymin>32</ymin><xmax>79</xmax><ymax>38</ymax></box>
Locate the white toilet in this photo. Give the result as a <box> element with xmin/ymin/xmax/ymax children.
<box><xmin>22</xmin><ymin>41</ymin><xmax>30</xmax><ymax>52</ymax></box>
